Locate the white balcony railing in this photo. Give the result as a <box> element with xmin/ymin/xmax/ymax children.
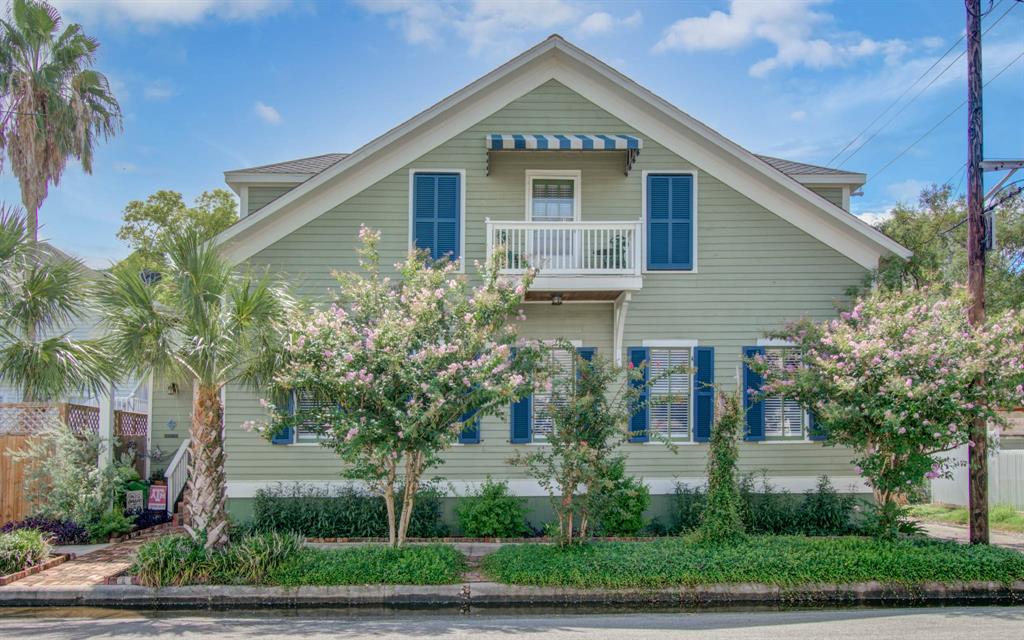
<box><xmin>486</xmin><ymin>219</ymin><xmax>642</xmax><ymax>276</ymax></box>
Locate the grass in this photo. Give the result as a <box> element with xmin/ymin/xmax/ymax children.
<box><xmin>907</xmin><ymin>504</ymin><xmax>1024</xmax><ymax>534</ymax></box>
<box><xmin>481</xmin><ymin>536</ymin><xmax>1024</xmax><ymax>589</ymax></box>
<box><xmin>265</xmin><ymin>544</ymin><xmax>466</xmax><ymax>586</ymax></box>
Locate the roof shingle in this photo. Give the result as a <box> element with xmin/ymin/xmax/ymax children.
<box><xmin>228</xmin><ymin>153</ymin><xmax>349</xmax><ymax>175</ymax></box>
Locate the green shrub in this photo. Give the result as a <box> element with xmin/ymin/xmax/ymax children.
<box><xmin>267</xmin><ymin>544</ymin><xmax>465</xmax><ymax>586</ymax></box>
<box><xmin>133</xmin><ymin>531</ymin><xmax>303</xmax><ymax>587</ymax></box>
<box><xmin>592</xmin><ymin>461</ymin><xmax>650</xmax><ymax>537</ymax></box>
<box><xmin>796</xmin><ymin>476</ymin><xmax>858</xmax><ymax>536</ymax></box>
<box><xmin>671</xmin><ymin>474</ymin><xmax>858</xmax><ymax>537</ymax></box>
<box><xmin>0</xmin><ymin>529</ymin><xmax>51</xmax><ymax>575</ymax></box>
<box><xmin>86</xmin><ymin>510</ymin><xmax>135</xmax><ymax>542</ymax></box>
<box><xmin>482</xmin><ymin>536</ymin><xmax>1024</xmax><ymax>589</ymax></box>
<box><xmin>669</xmin><ymin>484</ymin><xmax>706</xmax><ymax>533</ymax></box>
<box><xmin>456</xmin><ymin>478</ymin><xmax>528</xmax><ymax>538</ymax></box>
<box><xmin>696</xmin><ymin>390</ymin><xmax>745</xmax><ymax>542</ymax></box>
<box><xmin>251</xmin><ymin>482</ymin><xmax>447</xmax><ymax>538</ymax></box>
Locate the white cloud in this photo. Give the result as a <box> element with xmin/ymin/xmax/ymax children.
<box><xmin>577</xmin><ymin>10</ymin><xmax>641</xmax><ymax>37</ymax></box>
<box><xmin>143</xmin><ymin>80</ymin><xmax>175</xmax><ymax>101</ymax></box>
<box><xmin>53</xmin><ymin>0</ymin><xmax>289</xmax><ymax>26</ymax></box>
<box><xmin>886</xmin><ymin>179</ymin><xmax>927</xmax><ymax>203</ymax></box>
<box><xmin>790</xmin><ymin>110</ymin><xmax>807</xmax><ymax>121</ymax></box>
<box><xmin>653</xmin><ymin>0</ymin><xmax>909</xmax><ymax>77</ymax></box>
<box><xmin>855</xmin><ymin>209</ymin><xmax>894</xmax><ymax>226</ymax></box>
<box><xmin>254</xmin><ymin>101</ymin><xmax>282</xmax><ymax>125</ymax></box>
<box><xmin>357</xmin><ymin>0</ymin><xmax>583</xmax><ymax>56</ymax></box>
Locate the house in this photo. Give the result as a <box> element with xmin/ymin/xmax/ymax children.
<box><xmin>150</xmin><ymin>36</ymin><xmax>910</xmax><ymax>524</ymax></box>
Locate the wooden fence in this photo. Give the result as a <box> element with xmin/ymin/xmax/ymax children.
<box><xmin>0</xmin><ymin>402</ymin><xmax>148</xmax><ymax>524</ymax></box>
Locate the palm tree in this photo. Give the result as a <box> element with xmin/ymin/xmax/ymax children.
<box><xmin>0</xmin><ymin>204</ymin><xmax>112</xmax><ymax>401</ymax></box>
<box><xmin>96</xmin><ymin>228</ymin><xmax>292</xmax><ymax>549</ymax></box>
<box><xmin>0</xmin><ymin>0</ymin><xmax>122</xmax><ymax>241</ymax></box>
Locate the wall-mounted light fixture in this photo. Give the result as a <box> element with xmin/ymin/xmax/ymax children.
<box><xmin>551</xmin><ymin>292</ymin><xmax>564</xmax><ymax>306</ymax></box>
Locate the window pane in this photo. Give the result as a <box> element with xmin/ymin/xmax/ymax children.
<box><xmin>764</xmin><ymin>348</ymin><xmax>804</xmax><ymax>438</ymax></box>
<box><xmin>295</xmin><ymin>389</ymin><xmax>327</xmax><ymax>442</ymax></box>
<box><xmin>531</xmin><ymin>179</ymin><xmax>575</xmax><ymax>221</ymax></box>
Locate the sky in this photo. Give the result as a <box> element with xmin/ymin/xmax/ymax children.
<box><xmin>0</xmin><ymin>0</ymin><xmax>1021</xmax><ymax>267</ymax></box>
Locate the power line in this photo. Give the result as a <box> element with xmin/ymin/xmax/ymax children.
<box><xmin>836</xmin><ymin>0</ymin><xmax>1018</xmax><ymax>168</ymax></box>
<box><xmin>861</xmin><ymin>48</ymin><xmax>1024</xmax><ymax>189</ymax></box>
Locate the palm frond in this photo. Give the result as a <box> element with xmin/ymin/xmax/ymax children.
<box><xmin>0</xmin><ymin>334</ymin><xmax>114</xmax><ymax>401</ymax></box>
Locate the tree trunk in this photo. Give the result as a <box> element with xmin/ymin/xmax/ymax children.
<box><xmin>396</xmin><ymin>452</ymin><xmax>423</xmax><ymax>547</ymax></box>
<box><xmin>185</xmin><ymin>384</ymin><xmax>229</xmax><ymax>550</ymax></box>
<box><xmin>383</xmin><ymin>461</ymin><xmax>397</xmax><ymax>547</ymax></box>
<box><xmin>26</xmin><ymin>204</ymin><xmax>38</xmax><ymax>243</ymax></box>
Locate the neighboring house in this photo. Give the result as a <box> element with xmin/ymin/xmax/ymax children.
<box><xmin>151</xmin><ymin>36</ymin><xmax>910</xmax><ymax>523</ymax></box>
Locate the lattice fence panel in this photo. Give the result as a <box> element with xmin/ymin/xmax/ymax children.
<box><xmin>0</xmin><ymin>403</ymin><xmax>61</xmax><ymax>435</ymax></box>
<box><xmin>63</xmin><ymin>403</ymin><xmax>100</xmax><ymax>435</ymax></box>
<box><xmin>115</xmin><ymin>410</ymin><xmax>148</xmax><ymax>437</ymax></box>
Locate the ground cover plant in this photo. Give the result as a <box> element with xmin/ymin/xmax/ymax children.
<box><xmin>481</xmin><ymin>536</ymin><xmax>1024</xmax><ymax>589</ymax></box>
<box><xmin>0</xmin><ymin>529</ymin><xmax>51</xmax><ymax>575</ymax></box>
<box><xmin>133</xmin><ymin>531</ymin><xmax>303</xmax><ymax>586</ymax></box>
<box><xmin>267</xmin><ymin>544</ymin><xmax>465</xmax><ymax>586</ymax></box>
<box><xmin>908</xmin><ymin>503</ymin><xmax>1024</xmax><ymax>534</ymax></box>
<box><xmin>0</xmin><ymin>517</ymin><xmax>88</xmax><ymax>545</ymax></box>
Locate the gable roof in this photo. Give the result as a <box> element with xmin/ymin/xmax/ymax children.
<box><xmin>214</xmin><ymin>35</ymin><xmax>910</xmax><ymax>268</ymax></box>
<box><xmin>227</xmin><ymin>153</ymin><xmax>349</xmax><ymax>176</ymax></box>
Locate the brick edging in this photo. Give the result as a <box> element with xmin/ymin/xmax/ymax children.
<box><xmin>1</xmin><ymin>580</ymin><xmax>1022</xmax><ymax>609</ymax></box>
<box><xmin>0</xmin><ymin>554</ymin><xmax>73</xmax><ymax>587</ymax></box>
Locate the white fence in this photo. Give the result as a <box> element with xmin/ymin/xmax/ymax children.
<box><xmin>930</xmin><ymin>445</ymin><xmax>1024</xmax><ymax>509</ymax></box>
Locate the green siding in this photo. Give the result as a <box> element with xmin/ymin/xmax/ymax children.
<box><xmin>149</xmin><ymin>380</ymin><xmax>192</xmax><ymax>477</ymax></box>
<box><xmin>220</xmin><ymin>80</ymin><xmax>868</xmax><ymax>490</ymax></box>
<box><xmin>809</xmin><ymin>186</ymin><xmax>845</xmax><ymax>209</ymax></box>
<box><xmin>247</xmin><ymin>186</ymin><xmax>295</xmax><ymax>216</ymax></box>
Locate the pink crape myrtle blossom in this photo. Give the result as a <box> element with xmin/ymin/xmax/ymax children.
<box><xmin>749</xmin><ymin>285</ymin><xmax>1024</xmax><ymax>530</ymax></box>
<box><xmin>256</xmin><ymin>227</ymin><xmax>542</xmax><ymax>547</ymax></box>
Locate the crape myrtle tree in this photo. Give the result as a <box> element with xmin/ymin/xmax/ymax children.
<box><xmin>255</xmin><ymin>226</ymin><xmax>542</xmax><ymax>547</ymax></box>
<box><xmin>749</xmin><ymin>286</ymin><xmax>1024</xmax><ymax>535</ymax></box>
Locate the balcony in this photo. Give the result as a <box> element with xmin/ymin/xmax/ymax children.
<box><xmin>485</xmin><ymin>219</ymin><xmax>643</xmax><ymax>294</ymax></box>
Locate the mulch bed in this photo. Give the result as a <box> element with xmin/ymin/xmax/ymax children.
<box><xmin>0</xmin><ymin>554</ymin><xmax>73</xmax><ymax>586</ymax></box>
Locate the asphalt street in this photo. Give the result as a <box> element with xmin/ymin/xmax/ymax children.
<box><xmin>0</xmin><ymin>605</ymin><xmax>1021</xmax><ymax>639</ymax></box>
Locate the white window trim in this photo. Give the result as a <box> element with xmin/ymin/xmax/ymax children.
<box><xmin>408</xmin><ymin>168</ymin><xmax>467</xmax><ymax>274</ymax></box>
<box><xmin>642</xmin><ymin>342</ymin><xmax>696</xmax><ymax>444</ymax></box>
<box><xmin>525</xmin><ymin>169</ymin><xmax>581</xmax><ymax>221</ymax></box>
<box><xmin>756</xmin><ymin>338</ymin><xmax>796</xmax><ymax>347</ymax></box>
<box><xmin>641</xmin><ymin>169</ymin><xmax>698</xmax><ymax>274</ymax></box>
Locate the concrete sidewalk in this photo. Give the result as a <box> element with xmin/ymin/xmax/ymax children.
<box><xmin>919</xmin><ymin>522</ymin><xmax>1024</xmax><ymax>552</ymax></box>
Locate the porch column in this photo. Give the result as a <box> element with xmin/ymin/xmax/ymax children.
<box><xmin>613</xmin><ymin>292</ymin><xmax>631</xmax><ymax>366</ymax></box>
<box><xmin>97</xmin><ymin>381</ymin><xmax>115</xmax><ymax>468</ymax></box>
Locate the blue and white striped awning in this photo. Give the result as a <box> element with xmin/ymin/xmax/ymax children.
<box><xmin>486</xmin><ymin>133</ymin><xmax>642</xmax><ymax>151</ymax></box>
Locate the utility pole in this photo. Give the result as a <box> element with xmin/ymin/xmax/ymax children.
<box><xmin>965</xmin><ymin>0</ymin><xmax>988</xmax><ymax>545</ymax></box>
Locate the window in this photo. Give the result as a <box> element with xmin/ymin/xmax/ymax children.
<box><xmin>531</xmin><ymin>347</ymin><xmax>575</xmax><ymax>441</ymax></box>
<box><xmin>411</xmin><ymin>171</ymin><xmax>461</xmax><ymax>262</ymax></box>
<box><xmin>646</xmin><ymin>173</ymin><xmax>694</xmax><ymax>270</ymax></box>
<box><xmin>530</xmin><ymin>178</ymin><xmax>576</xmax><ymax>221</ymax></box>
<box><xmin>763</xmin><ymin>348</ymin><xmax>806</xmax><ymax>439</ymax></box>
<box><xmin>648</xmin><ymin>347</ymin><xmax>691</xmax><ymax>440</ymax></box>
<box><xmin>294</xmin><ymin>389</ymin><xmax>329</xmax><ymax>444</ymax></box>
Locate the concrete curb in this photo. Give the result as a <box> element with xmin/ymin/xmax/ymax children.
<box><xmin>0</xmin><ymin>581</ymin><xmax>1022</xmax><ymax>609</ymax></box>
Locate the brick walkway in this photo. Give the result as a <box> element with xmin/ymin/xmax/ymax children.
<box><xmin>5</xmin><ymin>524</ymin><xmax>183</xmax><ymax>587</ymax></box>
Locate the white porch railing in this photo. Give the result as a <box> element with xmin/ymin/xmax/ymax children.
<box><xmin>164</xmin><ymin>438</ymin><xmax>190</xmax><ymax>515</ymax></box>
<box><xmin>486</xmin><ymin>219</ymin><xmax>642</xmax><ymax>276</ymax></box>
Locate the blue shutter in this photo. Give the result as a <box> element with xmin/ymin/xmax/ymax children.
<box><xmin>413</xmin><ymin>172</ymin><xmax>460</xmax><ymax>262</ymax></box>
<box><xmin>646</xmin><ymin>174</ymin><xmax>693</xmax><ymax>270</ymax></box>
<box><xmin>742</xmin><ymin>347</ymin><xmax>766</xmax><ymax>441</ymax></box>
<box><xmin>576</xmin><ymin>346</ymin><xmax>596</xmax><ymax>378</ymax></box>
<box><xmin>509</xmin><ymin>347</ymin><xmax>532</xmax><ymax>443</ymax></box>
<box><xmin>271</xmin><ymin>392</ymin><xmax>295</xmax><ymax>445</ymax></box>
<box><xmin>808</xmin><ymin>410</ymin><xmax>827</xmax><ymax>441</ymax></box>
<box><xmin>693</xmin><ymin>346</ymin><xmax>715</xmax><ymax>443</ymax></box>
<box><xmin>628</xmin><ymin>347</ymin><xmax>649</xmax><ymax>443</ymax></box>
<box><xmin>459</xmin><ymin>410</ymin><xmax>481</xmax><ymax>444</ymax></box>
